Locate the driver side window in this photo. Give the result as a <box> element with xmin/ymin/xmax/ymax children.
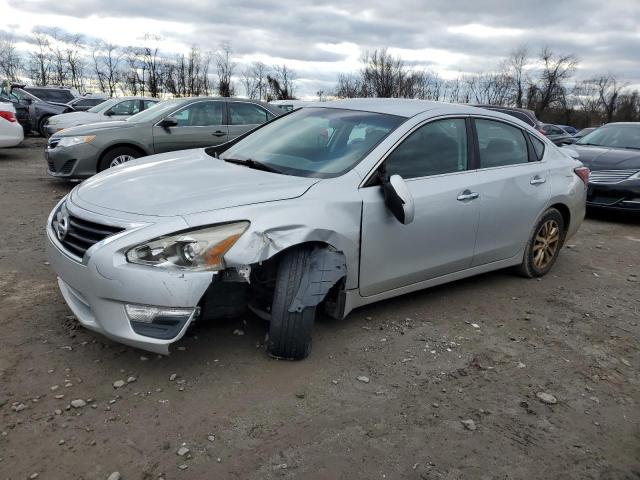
<box><xmin>385</xmin><ymin>118</ymin><xmax>468</xmax><ymax>179</ymax></box>
<box><xmin>109</xmin><ymin>100</ymin><xmax>140</xmax><ymax>116</ymax></box>
<box><xmin>172</xmin><ymin>101</ymin><xmax>224</xmax><ymax>127</ymax></box>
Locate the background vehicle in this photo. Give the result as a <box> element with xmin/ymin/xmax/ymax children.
<box><xmin>7</xmin><ymin>84</ymin><xmax>79</xmax><ymax>136</ymax></box>
<box><xmin>0</xmin><ymin>102</ymin><xmax>24</xmax><ymax>147</ymax></box>
<box><xmin>540</xmin><ymin>123</ymin><xmax>575</xmax><ymax>145</ymax></box>
<box><xmin>269</xmin><ymin>100</ymin><xmax>308</xmax><ymax>112</ymax></box>
<box><xmin>556</xmin><ymin>124</ymin><xmax>578</xmax><ymax>135</ymax></box>
<box><xmin>473</xmin><ymin>105</ymin><xmax>544</xmax><ymax>131</ymax></box>
<box><xmin>65</xmin><ymin>96</ymin><xmax>109</xmax><ymax>112</ymax></box>
<box><xmin>565</xmin><ymin>122</ymin><xmax>640</xmax><ymax>212</ymax></box>
<box><xmin>47</xmin><ymin>100</ymin><xmax>587</xmax><ymax>359</ymax></box>
<box><xmin>0</xmin><ymin>89</ymin><xmax>32</xmax><ymax>133</ymax></box>
<box><xmin>46</xmin><ymin>97</ymin><xmax>281</xmax><ymax>178</ymax></box>
<box><xmin>44</xmin><ymin>96</ymin><xmax>158</xmax><ymax>136</ymax></box>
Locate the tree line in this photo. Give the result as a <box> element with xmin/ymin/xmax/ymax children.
<box><xmin>0</xmin><ymin>29</ymin><xmax>297</xmax><ymax>101</ymax></box>
<box><xmin>1</xmin><ymin>28</ymin><xmax>639</xmax><ymax>128</ymax></box>
<box><xmin>334</xmin><ymin>47</ymin><xmax>639</xmax><ymax>128</ymax></box>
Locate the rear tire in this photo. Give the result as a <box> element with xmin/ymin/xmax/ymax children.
<box><xmin>98</xmin><ymin>147</ymin><xmax>141</xmax><ymax>172</ymax></box>
<box><xmin>517</xmin><ymin>208</ymin><xmax>565</xmax><ymax>278</ymax></box>
<box><xmin>267</xmin><ymin>248</ymin><xmax>315</xmax><ymax>360</ymax></box>
<box><xmin>38</xmin><ymin>116</ymin><xmax>52</xmax><ymax>137</ymax></box>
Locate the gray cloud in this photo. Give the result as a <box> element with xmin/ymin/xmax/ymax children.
<box><xmin>6</xmin><ymin>0</ymin><xmax>640</xmax><ymax>96</ymax></box>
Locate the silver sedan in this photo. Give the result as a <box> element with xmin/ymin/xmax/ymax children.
<box><xmin>46</xmin><ymin>99</ymin><xmax>588</xmax><ymax>359</ymax></box>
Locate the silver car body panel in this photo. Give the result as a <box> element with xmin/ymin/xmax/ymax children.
<box><xmin>47</xmin><ymin>99</ymin><xmax>586</xmax><ymax>353</ymax></box>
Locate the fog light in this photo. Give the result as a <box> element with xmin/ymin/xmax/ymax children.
<box><xmin>125</xmin><ymin>304</ymin><xmax>196</xmax><ymax>324</ymax></box>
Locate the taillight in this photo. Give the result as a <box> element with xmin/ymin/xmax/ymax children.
<box><xmin>574</xmin><ymin>167</ymin><xmax>590</xmax><ymax>187</ymax></box>
<box><xmin>0</xmin><ymin>111</ymin><xmax>17</xmax><ymax>123</ymax></box>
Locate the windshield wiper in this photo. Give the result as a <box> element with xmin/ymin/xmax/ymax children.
<box><xmin>223</xmin><ymin>157</ymin><xmax>283</xmax><ymax>174</ymax></box>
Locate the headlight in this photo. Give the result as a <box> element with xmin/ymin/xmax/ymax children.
<box><xmin>57</xmin><ymin>135</ymin><xmax>96</xmax><ymax>148</ymax></box>
<box><xmin>126</xmin><ymin>222</ymin><xmax>249</xmax><ymax>271</ymax></box>
<box><xmin>629</xmin><ymin>171</ymin><xmax>640</xmax><ymax>180</ymax></box>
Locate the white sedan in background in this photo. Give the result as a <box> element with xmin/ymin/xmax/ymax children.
<box><xmin>0</xmin><ymin>102</ymin><xmax>24</xmax><ymax>147</ymax></box>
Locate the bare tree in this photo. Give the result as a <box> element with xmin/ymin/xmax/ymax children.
<box><xmin>506</xmin><ymin>46</ymin><xmax>528</xmax><ymax>108</ymax></box>
<box><xmin>0</xmin><ymin>34</ymin><xmax>24</xmax><ymax>82</ymax></box>
<box><xmin>527</xmin><ymin>47</ymin><xmax>578</xmax><ymax>117</ymax></box>
<box><xmin>595</xmin><ymin>75</ymin><xmax>625</xmax><ymax>123</ymax></box>
<box><xmin>215</xmin><ymin>42</ymin><xmax>235</xmax><ymax>97</ymax></box>
<box><xmin>141</xmin><ymin>34</ymin><xmax>163</xmax><ymax>97</ymax></box>
<box><xmin>92</xmin><ymin>42</ymin><xmax>123</xmax><ymax>96</ymax></box>
<box><xmin>334</xmin><ymin>72</ymin><xmax>363</xmax><ymax>98</ymax></box>
<box><xmin>28</xmin><ymin>33</ymin><xmax>52</xmax><ymax>86</ymax></box>
<box><xmin>66</xmin><ymin>35</ymin><xmax>86</xmax><ymax>91</ymax></box>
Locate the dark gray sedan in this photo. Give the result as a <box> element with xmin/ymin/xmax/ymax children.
<box><xmin>46</xmin><ymin>97</ymin><xmax>282</xmax><ymax>179</ymax></box>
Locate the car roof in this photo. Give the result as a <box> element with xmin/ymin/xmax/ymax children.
<box><xmin>303</xmin><ymin>98</ymin><xmax>490</xmax><ymax>118</ymax></box>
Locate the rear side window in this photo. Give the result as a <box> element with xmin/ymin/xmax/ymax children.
<box><xmin>142</xmin><ymin>100</ymin><xmax>158</xmax><ymax>110</ymax></box>
<box><xmin>229</xmin><ymin>102</ymin><xmax>269</xmax><ymax>125</ymax></box>
<box><xmin>475</xmin><ymin>119</ymin><xmax>529</xmax><ymax>168</ymax></box>
<box><xmin>385</xmin><ymin>118</ymin><xmax>468</xmax><ymax>179</ymax></box>
<box><xmin>529</xmin><ymin>135</ymin><xmax>545</xmax><ymax>161</ymax></box>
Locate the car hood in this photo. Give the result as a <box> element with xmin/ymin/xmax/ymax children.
<box><xmin>49</xmin><ymin>111</ymin><xmax>106</xmax><ymax>127</ymax></box>
<box><xmin>566</xmin><ymin>145</ymin><xmax>640</xmax><ymax>170</ymax></box>
<box><xmin>75</xmin><ymin>149</ymin><xmax>320</xmax><ymax>217</ymax></box>
<box><xmin>52</xmin><ymin>120</ymin><xmax>133</xmax><ymax>137</ymax></box>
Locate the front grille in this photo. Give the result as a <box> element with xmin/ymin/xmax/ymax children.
<box><xmin>589</xmin><ymin>169</ymin><xmax>638</xmax><ymax>184</ymax></box>
<box><xmin>60</xmin><ymin>160</ymin><xmax>76</xmax><ymax>174</ymax></box>
<box><xmin>55</xmin><ymin>214</ymin><xmax>124</xmax><ymax>259</ymax></box>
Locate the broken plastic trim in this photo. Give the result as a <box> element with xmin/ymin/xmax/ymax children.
<box><xmin>288</xmin><ymin>247</ymin><xmax>347</xmax><ymax>313</ymax></box>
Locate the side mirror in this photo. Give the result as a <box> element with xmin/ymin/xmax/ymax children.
<box><xmin>158</xmin><ymin>117</ymin><xmax>178</xmax><ymax>129</ymax></box>
<box><xmin>104</xmin><ymin>109</ymin><xmax>114</xmax><ymax>116</ymax></box>
<box><xmin>381</xmin><ymin>174</ymin><xmax>415</xmax><ymax>225</ymax></box>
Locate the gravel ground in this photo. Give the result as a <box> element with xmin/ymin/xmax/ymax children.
<box><xmin>1</xmin><ymin>136</ymin><xmax>639</xmax><ymax>480</ymax></box>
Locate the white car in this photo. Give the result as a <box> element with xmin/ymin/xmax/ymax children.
<box><xmin>0</xmin><ymin>102</ymin><xmax>24</xmax><ymax>147</ymax></box>
<box><xmin>44</xmin><ymin>96</ymin><xmax>159</xmax><ymax>136</ymax></box>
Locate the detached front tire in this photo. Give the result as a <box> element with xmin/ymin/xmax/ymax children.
<box><xmin>518</xmin><ymin>208</ymin><xmax>565</xmax><ymax>278</ymax></box>
<box><xmin>268</xmin><ymin>248</ymin><xmax>315</xmax><ymax>360</ymax></box>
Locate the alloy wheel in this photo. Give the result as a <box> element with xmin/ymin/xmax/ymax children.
<box><xmin>532</xmin><ymin>219</ymin><xmax>560</xmax><ymax>269</ymax></box>
<box><xmin>109</xmin><ymin>155</ymin><xmax>135</xmax><ymax>168</ymax></box>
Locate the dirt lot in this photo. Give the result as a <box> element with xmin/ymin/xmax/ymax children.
<box><xmin>0</xmin><ymin>136</ymin><xmax>639</xmax><ymax>480</ymax></box>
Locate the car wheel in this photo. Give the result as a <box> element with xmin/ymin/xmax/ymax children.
<box><xmin>38</xmin><ymin>116</ymin><xmax>52</xmax><ymax>137</ymax></box>
<box><xmin>98</xmin><ymin>147</ymin><xmax>141</xmax><ymax>172</ymax></box>
<box><xmin>267</xmin><ymin>248</ymin><xmax>315</xmax><ymax>360</ymax></box>
<box><xmin>517</xmin><ymin>208</ymin><xmax>565</xmax><ymax>278</ymax></box>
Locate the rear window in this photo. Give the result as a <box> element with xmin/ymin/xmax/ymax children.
<box><xmin>529</xmin><ymin>134</ymin><xmax>545</xmax><ymax>160</ymax></box>
<box><xmin>25</xmin><ymin>88</ymin><xmax>75</xmax><ymax>103</ymax></box>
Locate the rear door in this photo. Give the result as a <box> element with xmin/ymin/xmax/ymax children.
<box><xmin>470</xmin><ymin>117</ymin><xmax>550</xmax><ymax>266</ymax></box>
<box><xmin>152</xmin><ymin>100</ymin><xmax>228</xmax><ymax>153</ymax></box>
<box><xmin>227</xmin><ymin>101</ymin><xmax>274</xmax><ymax>139</ymax></box>
<box><xmin>359</xmin><ymin>117</ymin><xmax>480</xmax><ymax>296</ymax></box>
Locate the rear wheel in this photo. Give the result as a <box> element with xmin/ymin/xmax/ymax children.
<box><xmin>267</xmin><ymin>248</ymin><xmax>315</xmax><ymax>360</ymax></box>
<box><xmin>517</xmin><ymin>208</ymin><xmax>565</xmax><ymax>278</ymax></box>
<box><xmin>98</xmin><ymin>147</ymin><xmax>141</xmax><ymax>172</ymax></box>
<box><xmin>38</xmin><ymin>116</ymin><xmax>52</xmax><ymax>137</ymax></box>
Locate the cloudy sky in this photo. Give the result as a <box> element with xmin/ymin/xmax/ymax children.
<box><xmin>2</xmin><ymin>0</ymin><xmax>639</xmax><ymax>98</ymax></box>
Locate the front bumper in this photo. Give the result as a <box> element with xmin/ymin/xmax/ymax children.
<box><xmin>44</xmin><ymin>124</ymin><xmax>66</xmax><ymax>137</ymax></box>
<box><xmin>46</xmin><ymin>199</ymin><xmax>215</xmax><ymax>353</ymax></box>
<box><xmin>45</xmin><ymin>141</ymin><xmax>101</xmax><ymax>179</ymax></box>
<box><xmin>587</xmin><ymin>180</ymin><xmax>640</xmax><ymax>211</ymax></box>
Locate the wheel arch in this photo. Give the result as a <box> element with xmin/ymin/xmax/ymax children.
<box><xmin>97</xmin><ymin>143</ymin><xmax>149</xmax><ymax>170</ymax></box>
<box><xmin>548</xmin><ymin>202</ymin><xmax>571</xmax><ymax>238</ymax></box>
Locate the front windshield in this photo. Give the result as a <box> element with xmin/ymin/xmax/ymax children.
<box><xmin>218</xmin><ymin>107</ymin><xmax>405</xmax><ymax>178</ymax></box>
<box><xmin>577</xmin><ymin>124</ymin><xmax>640</xmax><ymax>149</ymax></box>
<box><xmin>88</xmin><ymin>98</ymin><xmax>118</xmax><ymax>113</ymax></box>
<box><xmin>126</xmin><ymin>100</ymin><xmax>175</xmax><ymax>123</ymax></box>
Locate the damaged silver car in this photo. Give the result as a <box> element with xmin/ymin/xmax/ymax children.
<box><xmin>46</xmin><ymin>99</ymin><xmax>588</xmax><ymax>359</ymax></box>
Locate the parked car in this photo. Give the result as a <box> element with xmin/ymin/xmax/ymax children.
<box><xmin>44</xmin><ymin>96</ymin><xmax>159</xmax><ymax>137</ymax></box>
<box><xmin>269</xmin><ymin>100</ymin><xmax>308</xmax><ymax>112</ymax></box>
<box><xmin>473</xmin><ymin>105</ymin><xmax>544</xmax><ymax>131</ymax></box>
<box><xmin>65</xmin><ymin>96</ymin><xmax>109</xmax><ymax>112</ymax></box>
<box><xmin>46</xmin><ymin>99</ymin><xmax>587</xmax><ymax>357</ymax></box>
<box><xmin>540</xmin><ymin>123</ymin><xmax>575</xmax><ymax>146</ymax></box>
<box><xmin>0</xmin><ymin>102</ymin><xmax>24</xmax><ymax>147</ymax></box>
<box><xmin>0</xmin><ymin>89</ymin><xmax>33</xmax><ymax>133</ymax></box>
<box><xmin>565</xmin><ymin>122</ymin><xmax>640</xmax><ymax>212</ymax></box>
<box><xmin>8</xmin><ymin>84</ymin><xmax>79</xmax><ymax>136</ymax></box>
<box><xmin>556</xmin><ymin>124</ymin><xmax>578</xmax><ymax>135</ymax></box>
<box><xmin>574</xmin><ymin>127</ymin><xmax>597</xmax><ymax>139</ymax></box>
<box><xmin>45</xmin><ymin>97</ymin><xmax>281</xmax><ymax>178</ymax></box>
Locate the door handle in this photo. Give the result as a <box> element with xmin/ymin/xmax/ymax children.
<box><xmin>212</xmin><ymin>131</ymin><xmax>226</xmax><ymax>137</ymax></box>
<box><xmin>457</xmin><ymin>190</ymin><xmax>479</xmax><ymax>201</ymax></box>
<box><xmin>530</xmin><ymin>176</ymin><xmax>546</xmax><ymax>185</ymax></box>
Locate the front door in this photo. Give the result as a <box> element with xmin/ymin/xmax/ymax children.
<box><xmin>359</xmin><ymin>118</ymin><xmax>480</xmax><ymax>297</ymax></box>
<box><xmin>152</xmin><ymin>100</ymin><xmax>228</xmax><ymax>153</ymax></box>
